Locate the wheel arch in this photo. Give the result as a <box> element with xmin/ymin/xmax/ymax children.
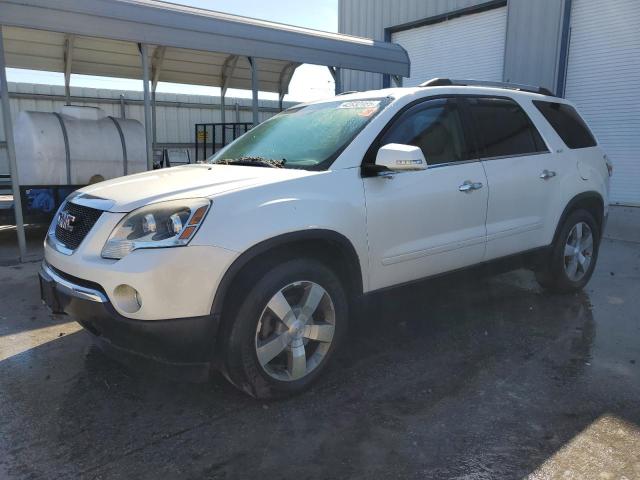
<box><xmin>210</xmin><ymin>229</ymin><xmax>364</xmax><ymax>319</ymax></box>
<box><xmin>552</xmin><ymin>191</ymin><xmax>605</xmax><ymax>244</ymax></box>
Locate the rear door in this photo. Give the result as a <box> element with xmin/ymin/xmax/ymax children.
<box><xmin>363</xmin><ymin>97</ymin><xmax>488</xmax><ymax>291</ymax></box>
<box><xmin>465</xmin><ymin>96</ymin><xmax>558</xmax><ymax>260</ymax></box>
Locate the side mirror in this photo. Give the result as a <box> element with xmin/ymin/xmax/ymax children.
<box><xmin>375</xmin><ymin>143</ymin><xmax>427</xmax><ymax>172</ymax></box>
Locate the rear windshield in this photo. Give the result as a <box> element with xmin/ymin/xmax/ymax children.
<box><xmin>533</xmin><ymin>101</ymin><xmax>596</xmax><ymax>149</ymax></box>
<box><xmin>209</xmin><ymin>98</ymin><xmax>390</xmax><ymax>170</ymax></box>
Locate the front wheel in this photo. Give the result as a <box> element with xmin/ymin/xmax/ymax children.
<box><xmin>221</xmin><ymin>258</ymin><xmax>348</xmax><ymax>399</ymax></box>
<box><xmin>535</xmin><ymin>209</ymin><xmax>600</xmax><ymax>293</ymax></box>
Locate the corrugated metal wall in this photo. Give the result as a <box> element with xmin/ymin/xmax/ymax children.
<box><xmin>339</xmin><ymin>0</ymin><xmax>486</xmax><ymax>91</ymax></box>
<box><xmin>0</xmin><ymin>82</ymin><xmax>293</xmax><ymax>175</ymax></box>
<box><xmin>392</xmin><ymin>5</ymin><xmax>507</xmax><ymax>86</ymax></box>
<box><xmin>502</xmin><ymin>0</ymin><xmax>565</xmax><ymax>91</ymax></box>
<box><xmin>339</xmin><ymin>0</ymin><xmax>565</xmax><ymax>93</ymax></box>
<box><xmin>564</xmin><ymin>0</ymin><xmax>640</xmax><ymax>205</ymax></box>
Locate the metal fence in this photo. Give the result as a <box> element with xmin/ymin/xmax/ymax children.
<box><xmin>194</xmin><ymin>122</ymin><xmax>253</xmax><ymax>161</ymax></box>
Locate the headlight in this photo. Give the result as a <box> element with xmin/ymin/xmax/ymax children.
<box><xmin>101</xmin><ymin>198</ymin><xmax>211</xmax><ymax>259</ymax></box>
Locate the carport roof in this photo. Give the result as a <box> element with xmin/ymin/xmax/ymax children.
<box><xmin>0</xmin><ymin>0</ymin><xmax>410</xmax><ymax>94</ymax></box>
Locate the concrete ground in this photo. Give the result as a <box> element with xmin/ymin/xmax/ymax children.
<box><xmin>0</xmin><ymin>210</ymin><xmax>639</xmax><ymax>479</ymax></box>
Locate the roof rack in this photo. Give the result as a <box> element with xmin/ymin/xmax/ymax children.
<box><xmin>419</xmin><ymin>78</ymin><xmax>555</xmax><ymax>96</ymax></box>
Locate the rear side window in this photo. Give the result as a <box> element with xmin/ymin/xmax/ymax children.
<box><xmin>467</xmin><ymin>97</ymin><xmax>547</xmax><ymax>158</ymax></box>
<box><xmin>533</xmin><ymin>101</ymin><xmax>596</xmax><ymax>149</ymax></box>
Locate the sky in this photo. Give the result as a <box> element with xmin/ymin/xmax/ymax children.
<box><xmin>6</xmin><ymin>0</ymin><xmax>339</xmax><ymax>102</ymax></box>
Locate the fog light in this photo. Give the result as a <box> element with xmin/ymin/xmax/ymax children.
<box><xmin>113</xmin><ymin>284</ymin><xmax>142</xmax><ymax>313</ymax></box>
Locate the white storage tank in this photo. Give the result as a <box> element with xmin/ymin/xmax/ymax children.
<box><xmin>15</xmin><ymin>106</ymin><xmax>146</xmax><ymax>185</ymax></box>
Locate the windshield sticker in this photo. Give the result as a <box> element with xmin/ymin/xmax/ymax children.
<box><xmin>358</xmin><ymin>106</ymin><xmax>379</xmax><ymax>117</ymax></box>
<box><xmin>338</xmin><ymin>100</ymin><xmax>381</xmax><ymax>109</ymax></box>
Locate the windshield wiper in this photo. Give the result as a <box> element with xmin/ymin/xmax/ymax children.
<box><xmin>214</xmin><ymin>156</ymin><xmax>286</xmax><ymax>168</ymax></box>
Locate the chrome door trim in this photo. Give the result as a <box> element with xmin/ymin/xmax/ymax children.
<box><xmin>478</xmin><ymin>150</ymin><xmax>550</xmax><ymax>162</ymax></box>
<box><xmin>427</xmin><ymin>158</ymin><xmax>481</xmax><ymax>169</ymax></box>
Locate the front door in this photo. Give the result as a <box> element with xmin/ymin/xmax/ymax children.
<box><xmin>363</xmin><ymin>98</ymin><xmax>488</xmax><ymax>291</ymax></box>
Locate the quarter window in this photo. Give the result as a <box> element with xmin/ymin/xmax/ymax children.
<box><xmin>467</xmin><ymin>97</ymin><xmax>547</xmax><ymax>158</ymax></box>
<box><xmin>533</xmin><ymin>101</ymin><xmax>596</xmax><ymax>149</ymax></box>
<box><xmin>380</xmin><ymin>98</ymin><xmax>472</xmax><ymax>165</ymax></box>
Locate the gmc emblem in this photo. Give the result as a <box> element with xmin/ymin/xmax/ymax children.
<box><xmin>57</xmin><ymin>211</ymin><xmax>77</xmax><ymax>232</ymax></box>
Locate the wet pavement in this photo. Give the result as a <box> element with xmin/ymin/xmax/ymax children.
<box><xmin>0</xmin><ymin>237</ymin><xmax>639</xmax><ymax>479</ymax></box>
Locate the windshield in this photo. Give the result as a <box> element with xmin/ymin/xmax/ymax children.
<box><xmin>208</xmin><ymin>98</ymin><xmax>390</xmax><ymax>169</ymax></box>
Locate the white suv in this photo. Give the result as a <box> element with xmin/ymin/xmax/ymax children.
<box><xmin>40</xmin><ymin>80</ymin><xmax>611</xmax><ymax>398</ymax></box>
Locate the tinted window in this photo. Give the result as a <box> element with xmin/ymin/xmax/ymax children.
<box><xmin>467</xmin><ymin>97</ymin><xmax>547</xmax><ymax>158</ymax></box>
<box><xmin>381</xmin><ymin>98</ymin><xmax>472</xmax><ymax>165</ymax></box>
<box><xmin>533</xmin><ymin>101</ymin><xmax>596</xmax><ymax>149</ymax></box>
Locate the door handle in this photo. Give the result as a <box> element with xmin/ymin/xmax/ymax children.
<box><xmin>540</xmin><ymin>169</ymin><xmax>557</xmax><ymax>180</ymax></box>
<box><xmin>459</xmin><ymin>180</ymin><xmax>483</xmax><ymax>192</ymax></box>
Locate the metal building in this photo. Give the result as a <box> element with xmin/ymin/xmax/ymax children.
<box><xmin>339</xmin><ymin>0</ymin><xmax>640</xmax><ymax>206</ymax></box>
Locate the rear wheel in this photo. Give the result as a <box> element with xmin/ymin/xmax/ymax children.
<box><xmin>221</xmin><ymin>258</ymin><xmax>347</xmax><ymax>399</ymax></box>
<box><xmin>535</xmin><ymin>209</ymin><xmax>600</xmax><ymax>293</ymax></box>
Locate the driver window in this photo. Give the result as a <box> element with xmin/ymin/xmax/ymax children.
<box><xmin>381</xmin><ymin>98</ymin><xmax>472</xmax><ymax>165</ymax></box>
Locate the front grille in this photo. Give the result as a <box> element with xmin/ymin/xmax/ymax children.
<box><xmin>54</xmin><ymin>202</ymin><xmax>103</xmax><ymax>250</ymax></box>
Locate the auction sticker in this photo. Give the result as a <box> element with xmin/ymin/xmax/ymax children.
<box><xmin>338</xmin><ymin>100</ymin><xmax>381</xmax><ymax>109</ymax></box>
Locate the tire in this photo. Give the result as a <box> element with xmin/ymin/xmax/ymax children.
<box><xmin>221</xmin><ymin>258</ymin><xmax>348</xmax><ymax>399</ymax></box>
<box><xmin>535</xmin><ymin>209</ymin><xmax>600</xmax><ymax>293</ymax></box>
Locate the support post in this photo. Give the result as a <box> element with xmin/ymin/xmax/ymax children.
<box><xmin>276</xmin><ymin>62</ymin><xmax>297</xmax><ymax>112</ymax></box>
<box><xmin>328</xmin><ymin>66</ymin><xmax>342</xmax><ymax>95</ymax></box>
<box><xmin>220</xmin><ymin>90</ymin><xmax>227</xmax><ymax>147</ymax></box>
<box><xmin>119</xmin><ymin>94</ymin><xmax>126</xmax><ymax>119</ymax></box>
<box><xmin>0</xmin><ymin>26</ymin><xmax>27</xmax><ymax>261</ymax></box>
<box><xmin>220</xmin><ymin>89</ymin><xmax>226</xmax><ymax>125</ymax></box>
<box><xmin>151</xmin><ymin>88</ymin><xmax>157</xmax><ymax>146</ymax></box>
<box><xmin>139</xmin><ymin>44</ymin><xmax>153</xmax><ymax>170</ymax></box>
<box><xmin>150</xmin><ymin>46</ymin><xmax>165</xmax><ymax>148</ymax></box>
<box><xmin>248</xmin><ymin>57</ymin><xmax>259</xmax><ymax>126</ymax></box>
<box><xmin>63</xmin><ymin>35</ymin><xmax>74</xmax><ymax>105</ymax></box>
<box><xmin>220</xmin><ymin>55</ymin><xmax>238</xmax><ymax>126</ymax></box>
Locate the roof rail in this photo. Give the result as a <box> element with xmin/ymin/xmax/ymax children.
<box><xmin>336</xmin><ymin>90</ymin><xmax>359</xmax><ymax>96</ymax></box>
<box><xmin>419</xmin><ymin>78</ymin><xmax>555</xmax><ymax>96</ymax></box>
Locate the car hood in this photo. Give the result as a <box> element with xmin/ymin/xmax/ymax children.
<box><xmin>76</xmin><ymin>164</ymin><xmax>320</xmax><ymax>212</ymax></box>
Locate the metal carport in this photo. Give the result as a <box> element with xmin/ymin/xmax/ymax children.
<box><xmin>0</xmin><ymin>0</ymin><xmax>409</xmax><ymax>260</ymax></box>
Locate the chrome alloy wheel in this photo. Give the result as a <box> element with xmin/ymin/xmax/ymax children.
<box><xmin>563</xmin><ymin>221</ymin><xmax>594</xmax><ymax>281</ymax></box>
<box><xmin>255</xmin><ymin>281</ymin><xmax>336</xmax><ymax>382</ymax></box>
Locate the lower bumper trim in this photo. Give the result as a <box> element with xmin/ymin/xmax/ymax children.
<box><xmin>39</xmin><ymin>263</ymin><xmax>221</xmax><ymax>374</ymax></box>
<box><xmin>41</xmin><ymin>261</ymin><xmax>107</xmax><ymax>303</ymax></box>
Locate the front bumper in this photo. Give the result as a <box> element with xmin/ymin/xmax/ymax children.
<box><xmin>39</xmin><ymin>261</ymin><xmax>219</xmax><ymax>380</ymax></box>
<box><xmin>44</xmin><ymin>210</ymin><xmax>239</xmax><ymax>321</ymax></box>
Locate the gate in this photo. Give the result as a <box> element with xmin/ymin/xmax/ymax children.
<box><xmin>194</xmin><ymin>122</ymin><xmax>252</xmax><ymax>162</ymax></box>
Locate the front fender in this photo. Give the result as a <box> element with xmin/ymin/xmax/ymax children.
<box><xmin>191</xmin><ymin>168</ymin><xmax>370</xmax><ymax>291</ymax></box>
